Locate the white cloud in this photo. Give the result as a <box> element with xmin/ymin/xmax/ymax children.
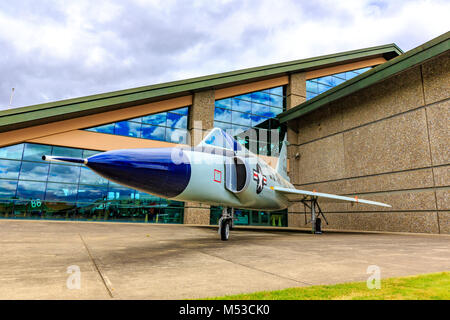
<box><xmin>0</xmin><ymin>0</ymin><xmax>448</xmax><ymax>110</ymax></box>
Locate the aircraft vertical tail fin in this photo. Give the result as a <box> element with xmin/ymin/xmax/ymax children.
<box><xmin>276</xmin><ymin>138</ymin><xmax>290</xmax><ymax>182</ymax></box>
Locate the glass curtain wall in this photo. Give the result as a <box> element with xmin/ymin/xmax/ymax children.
<box><xmin>214</xmin><ymin>86</ymin><xmax>286</xmax><ymax>157</ymax></box>
<box><xmin>85</xmin><ymin>106</ymin><xmax>189</xmax><ymax>144</ymax></box>
<box><xmin>210</xmin><ymin>206</ymin><xmax>288</xmax><ymax>227</ymax></box>
<box><xmin>306</xmin><ymin>67</ymin><xmax>372</xmax><ymax>100</ymax></box>
<box><xmin>212</xmin><ymin>86</ymin><xmax>288</xmax><ymax>226</ymax></box>
<box><xmin>0</xmin><ymin>143</ymin><xmax>184</xmax><ymax>223</ymax></box>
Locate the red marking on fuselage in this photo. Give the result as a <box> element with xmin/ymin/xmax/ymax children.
<box><xmin>214</xmin><ymin>169</ymin><xmax>222</xmax><ymax>183</ymax></box>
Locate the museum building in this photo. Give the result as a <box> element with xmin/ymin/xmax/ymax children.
<box><xmin>0</xmin><ymin>32</ymin><xmax>448</xmax><ymax>233</ymax></box>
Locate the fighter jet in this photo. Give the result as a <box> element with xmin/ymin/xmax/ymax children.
<box><xmin>43</xmin><ymin>128</ymin><xmax>390</xmax><ymax>240</ymax></box>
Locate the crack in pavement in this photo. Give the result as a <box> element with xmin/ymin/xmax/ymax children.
<box><xmin>199</xmin><ymin>250</ymin><xmax>313</xmax><ymax>286</ymax></box>
<box><xmin>79</xmin><ymin>233</ymin><xmax>115</xmax><ymax>298</ymax></box>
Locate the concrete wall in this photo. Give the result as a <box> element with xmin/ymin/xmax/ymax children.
<box><xmin>287</xmin><ymin>51</ymin><xmax>449</xmax><ymax>234</ymax></box>
<box><xmin>184</xmin><ymin>90</ymin><xmax>215</xmax><ymax>224</ymax></box>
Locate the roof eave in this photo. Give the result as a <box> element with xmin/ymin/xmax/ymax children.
<box><xmin>0</xmin><ymin>44</ymin><xmax>402</xmax><ymax>132</ymax></box>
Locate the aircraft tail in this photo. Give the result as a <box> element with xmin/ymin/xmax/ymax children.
<box><xmin>276</xmin><ymin>139</ymin><xmax>290</xmax><ymax>182</ymax></box>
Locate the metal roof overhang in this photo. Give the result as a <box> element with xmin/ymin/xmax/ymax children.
<box><xmin>0</xmin><ymin>44</ymin><xmax>402</xmax><ymax>133</ymax></box>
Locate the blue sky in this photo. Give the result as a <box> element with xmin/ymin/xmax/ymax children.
<box><xmin>0</xmin><ymin>0</ymin><xmax>448</xmax><ymax>109</ymax></box>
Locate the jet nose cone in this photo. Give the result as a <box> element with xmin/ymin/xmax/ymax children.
<box><xmin>86</xmin><ymin>148</ymin><xmax>190</xmax><ymax>198</ymax></box>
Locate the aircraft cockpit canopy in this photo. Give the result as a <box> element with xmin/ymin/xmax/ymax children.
<box><xmin>199</xmin><ymin>128</ymin><xmax>242</xmax><ymax>152</ymax></box>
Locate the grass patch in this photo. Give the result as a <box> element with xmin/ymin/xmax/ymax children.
<box><xmin>206</xmin><ymin>272</ymin><xmax>450</xmax><ymax>300</ymax></box>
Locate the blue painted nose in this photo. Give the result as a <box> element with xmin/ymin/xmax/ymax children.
<box><xmin>86</xmin><ymin>148</ymin><xmax>191</xmax><ymax>198</ymax></box>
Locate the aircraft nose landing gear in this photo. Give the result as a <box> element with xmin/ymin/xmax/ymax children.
<box><xmin>218</xmin><ymin>207</ymin><xmax>234</xmax><ymax>241</ymax></box>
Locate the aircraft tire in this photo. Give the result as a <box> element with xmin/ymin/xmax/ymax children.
<box><xmin>220</xmin><ymin>219</ymin><xmax>230</xmax><ymax>241</ymax></box>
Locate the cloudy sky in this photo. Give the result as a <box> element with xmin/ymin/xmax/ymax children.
<box><xmin>0</xmin><ymin>0</ymin><xmax>448</xmax><ymax>110</ymax></box>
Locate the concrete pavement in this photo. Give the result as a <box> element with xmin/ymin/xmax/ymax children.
<box><xmin>0</xmin><ymin>219</ymin><xmax>449</xmax><ymax>299</ymax></box>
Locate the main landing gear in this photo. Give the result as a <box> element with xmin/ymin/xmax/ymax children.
<box><xmin>302</xmin><ymin>198</ymin><xmax>329</xmax><ymax>234</ymax></box>
<box><xmin>218</xmin><ymin>207</ymin><xmax>234</xmax><ymax>241</ymax></box>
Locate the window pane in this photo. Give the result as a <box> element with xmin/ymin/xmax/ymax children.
<box><xmin>48</xmin><ymin>164</ymin><xmax>81</xmax><ymax>183</ymax></box>
<box><xmin>235</xmin><ymin>93</ymin><xmax>252</xmax><ymax>102</ymax></box>
<box><xmin>252</xmin><ymin>103</ymin><xmax>271</xmax><ymax>117</ymax></box>
<box><xmin>250</xmin><ymin>115</ymin><xmax>268</xmax><ymax>127</ymax></box>
<box><xmin>231</xmin><ymin>124</ymin><xmax>249</xmax><ymax>136</ymax></box>
<box><xmin>269</xmin><ymin>94</ymin><xmax>283</xmax><ymax>108</ymax></box>
<box><xmin>214</xmin><ymin>121</ymin><xmax>232</xmax><ymax>131</ymax></box>
<box><xmin>346</xmin><ymin>71</ymin><xmax>359</xmax><ymax>80</ymax></box>
<box><xmin>167</xmin><ymin>113</ymin><xmax>187</xmax><ymax>129</ymax></box>
<box><xmin>0</xmin><ymin>180</ymin><xmax>17</xmax><ymax>200</ymax></box>
<box><xmin>77</xmin><ymin>185</ymin><xmax>107</xmax><ymax>203</ymax></box>
<box><xmin>333</xmin><ymin>71</ymin><xmax>346</xmax><ymax>80</ymax></box>
<box><xmin>269</xmin><ymin>87</ymin><xmax>283</xmax><ymax>96</ymax></box>
<box><xmin>319</xmin><ymin>75</ymin><xmax>336</xmax><ymax>87</ymax></box>
<box><xmin>107</xmin><ymin>184</ymin><xmax>135</xmax><ymax>202</ymax></box>
<box><xmin>79</xmin><ymin>166</ymin><xmax>108</xmax><ymax>185</ymax></box>
<box><xmin>270</xmin><ymin>107</ymin><xmax>283</xmax><ymax>116</ymax></box>
<box><xmin>251</xmin><ymin>91</ymin><xmax>270</xmax><ymax>105</ymax></box>
<box><xmin>52</xmin><ymin>146</ymin><xmax>83</xmax><ymax>159</ymax></box>
<box><xmin>318</xmin><ymin>83</ymin><xmax>331</xmax><ymax>94</ymax></box>
<box><xmin>215</xmin><ymin>99</ymin><xmax>231</xmax><ymax>109</ymax></box>
<box><xmin>264</xmin><ymin>108</ymin><xmax>277</xmax><ymax>118</ymax></box>
<box><xmin>19</xmin><ymin>162</ymin><xmax>49</xmax><ymax>181</ymax></box>
<box><xmin>114</xmin><ymin>121</ymin><xmax>141</xmax><ymax>138</ymax></box>
<box><xmin>127</xmin><ymin>117</ymin><xmax>142</xmax><ymax>123</ymax></box>
<box><xmin>141</xmin><ymin>124</ymin><xmax>166</xmax><ymax>141</ymax></box>
<box><xmin>306</xmin><ymin>81</ymin><xmax>318</xmax><ymax>94</ymax></box>
<box><xmin>0</xmin><ymin>144</ymin><xmax>24</xmax><ymax>160</ymax></box>
<box><xmin>135</xmin><ymin>192</ymin><xmax>161</xmax><ymax>206</ymax></box>
<box><xmin>306</xmin><ymin>91</ymin><xmax>317</xmax><ymax>100</ymax></box>
<box><xmin>232</xmin><ymin>111</ymin><xmax>251</xmax><ymax>126</ymax></box>
<box><xmin>333</xmin><ymin>77</ymin><xmax>346</xmax><ymax>86</ymax></box>
<box><xmin>141</xmin><ymin>113</ymin><xmax>166</xmax><ymax>126</ymax></box>
<box><xmin>172</xmin><ymin>107</ymin><xmax>189</xmax><ymax>115</ymax></box>
<box><xmin>83</xmin><ymin>149</ymin><xmax>101</xmax><ymax>158</ymax></box>
<box><xmin>0</xmin><ymin>159</ymin><xmax>21</xmax><ymax>179</ymax></box>
<box><xmin>214</xmin><ymin>107</ymin><xmax>231</xmax><ymax>122</ymax></box>
<box><xmin>45</xmin><ymin>182</ymin><xmax>78</xmax><ymax>202</ymax></box>
<box><xmin>23</xmin><ymin>144</ymin><xmax>52</xmax><ymax>162</ymax></box>
<box><xmin>86</xmin><ymin>123</ymin><xmax>115</xmax><ymax>134</ymax></box>
<box><xmin>16</xmin><ymin>180</ymin><xmax>46</xmax><ymax>200</ymax></box>
<box><xmin>232</xmin><ymin>98</ymin><xmax>251</xmax><ymax>113</ymax></box>
<box><xmin>166</xmin><ymin>128</ymin><xmax>187</xmax><ymax>144</ymax></box>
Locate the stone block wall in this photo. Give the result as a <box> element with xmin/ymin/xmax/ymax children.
<box><xmin>287</xmin><ymin>51</ymin><xmax>449</xmax><ymax>234</ymax></box>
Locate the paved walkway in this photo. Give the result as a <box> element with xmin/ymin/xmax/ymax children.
<box><xmin>0</xmin><ymin>220</ymin><xmax>448</xmax><ymax>299</ymax></box>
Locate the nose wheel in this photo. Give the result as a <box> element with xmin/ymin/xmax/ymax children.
<box><xmin>218</xmin><ymin>207</ymin><xmax>234</xmax><ymax>241</ymax></box>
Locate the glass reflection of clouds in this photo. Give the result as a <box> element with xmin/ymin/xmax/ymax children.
<box><xmin>16</xmin><ymin>181</ymin><xmax>46</xmax><ymax>200</ymax></box>
<box><xmin>114</xmin><ymin>121</ymin><xmax>141</xmax><ymax>138</ymax></box>
<box><xmin>214</xmin><ymin>86</ymin><xmax>285</xmax><ymax>156</ymax></box>
<box><xmin>45</xmin><ymin>183</ymin><xmax>78</xmax><ymax>202</ymax></box>
<box><xmin>232</xmin><ymin>111</ymin><xmax>251</xmax><ymax>127</ymax></box>
<box><xmin>306</xmin><ymin>66</ymin><xmax>372</xmax><ymax>100</ymax></box>
<box><xmin>166</xmin><ymin>128</ymin><xmax>188</xmax><ymax>144</ymax></box>
<box><xmin>232</xmin><ymin>98</ymin><xmax>251</xmax><ymax>113</ymax></box>
<box><xmin>0</xmin><ymin>143</ymin><xmax>185</xmax><ymax>223</ymax></box>
<box><xmin>85</xmin><ymin>106</ymin><xmax>189</xmax><ymax>144</ymax></box>
<box><xmin>142</xmin><ymin>124</ymin><xmax>166</xmax><ymax>141</ymax></box>
<box><xmin>0</xmin><ymin>159</ymin><xmax>21</xmax><ymax>179</ymax></box>
<box><xmin>0</xmin><ymin>144</ymin><xmax>24</xmax><ymax>160</ymax></box>
<box><xmin>48</xmin><ymin>164</ymin><xmax>81</xmax><ymax>184</ymax></box>
<box><xmin>19</xmin><ymin>162</ymin><xmax>49</xmax><ymax>181</ymax></box>
<box><xmin>79</xmin><ymin>166</ymin><xmax>108</xmax><ymax>185</ymax></box>
<box><xmin>0</xmin><ymin>180</ymin><xmax>17</xmax><ymax>199</ymax></box>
